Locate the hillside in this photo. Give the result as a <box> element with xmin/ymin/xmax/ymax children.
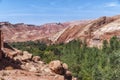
<box><xmin>50</xmin><ymin>15</ymin><xmax>120</xmax><ymax>47</ymax></box>
<box><xmin>0</xmin><ymin>15</ymin><xmax>120</xmax><ymax>80</ymax></box>
<box><xmin>0</xmin><ymin>22</ymin><xmax>69</xmax><ymax>42</ymax></box>
<box><xmin>0</xmin><ymin>42</ymin><xmax>76</xmax><ymax>80</ymax></box>
<box><xmin>1</xmin><ymin>15</ymin><xmax>120</xmax><ymax>47</ymax></box>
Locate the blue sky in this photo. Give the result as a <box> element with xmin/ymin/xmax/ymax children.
<box><xmin>0</xmin><ymin>0</ymin><xmax>120</xmax><ymax>25</ymax></box>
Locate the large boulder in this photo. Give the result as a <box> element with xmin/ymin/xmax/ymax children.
<box><xmin>63</xmin><ymin>63</ymin><xmax>68</xmax><ymax>70</ymax></box>
<box><xmin>32</xmin><ymin>56</ymin><xmax>41</xmax><ymax>62</ymax></box>
<box><xmin>49</xmin><ymin>60</ymin><xmax>67</xmax><ymax>75</ymax></box>
<box><xmin>13</xmin><ymin>51</ymin><xmax>33</xmax><ymax>61</ymax></box>
<box><xmin>22</xmin><ymin>51</ymin><xmax>33</xmax><ymax>61</ymax></box>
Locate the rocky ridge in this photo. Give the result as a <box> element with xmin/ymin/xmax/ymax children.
<box><xmin>0</xmin><ymin>22</ymin><xmax>69</xmax><ymax>43</ymax></box>
<box><xmin>0</xmin><ymin>42</ymin><xmax>76</xmax><ymax>80</ymax></box>
<box><xmin>49</xmin><ymin>15</ymin><xmax>120</xmax><ymax>47</ymax></box>
<box><xmin>1</xmin><ymin>15</ymin><xmax>120</xmax><ymax>47</ymax></box>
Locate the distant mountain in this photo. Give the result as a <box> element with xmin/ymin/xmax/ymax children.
<box><xmin>1</xmin><ymin>15</ymin><xmax>120</xmax><ymax>47</ymax></box>
<box><xmin>0</xmin><ymin>22</ymin><xmax>69</xmax><ymax>43</ymax></box>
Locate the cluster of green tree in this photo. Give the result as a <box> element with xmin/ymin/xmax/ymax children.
<box><xmin>9</xmin><ymin>36</ymin><xmax>120</xmax><ymax>80</ymax></box>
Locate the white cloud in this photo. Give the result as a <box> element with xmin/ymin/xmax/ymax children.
<box><xmin>105</xmin><ymin>2</ymin><xmax>120</xmax><ymax>7</ymax></box>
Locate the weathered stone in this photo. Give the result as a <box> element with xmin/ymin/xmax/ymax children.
<box><xmin>44</xmin><ymin>68</ymin><xmax>52</xmax><ymax>73</ymax></box>
<box><xmin>22</xmin><ymin>63</ymin><xmax>38</xmax><ymax>72</ymax></box>
<box><xmin>29</xmin><ymin>66</ymin><xmax>37</xmax><ymax>72</ymax></box>
<box><xmin>32</xmin><ymin>56</ymin><xmax>41</xmax><ymax>62</ymax></box>
<box><xmin>38</xmin><ymin>61</ymin><xmax>45</xmax><ymax>65</ymax></box>
<box><xmin>13</xmin><ymin>51</ymin><xmax>33</xmax><ymax>61</ymax></box>
<box><xmin>13</xmin><ymin>55</ymin><xmax>22</xmax><ymax>61</ymax></box>
<box><xmin>49</xmin><ymin>60</ymin><xmax>66</xmax><ymax>75</ymax></box>
<box><xmin>49</xmin><ymin>60</ymin><xmax>62</xmax><ymax>70</ymax></box>
<box><xmin>22</xmin><ymin>51</ymin><xmax>33</xmax><ymax>61</ymax></box>
<box><xmin>63</xmin><ymin>63</ymin><xmax>68</xmax><ymax>70</ymax></box>
<box><xmin>15</xmin><ymin>49</ymin><xmax>23</xmax><ymax>55</ymax></box>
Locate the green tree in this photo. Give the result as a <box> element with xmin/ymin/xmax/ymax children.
<box><xmin>110</xmin><ymin>36</ymin><xmax>119</xmax><ymax>50</ymax></box>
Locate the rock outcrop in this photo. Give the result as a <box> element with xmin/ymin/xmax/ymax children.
<box><xmin>49</xmin><ymin>15</ymin><xmax>120</xmax><ymax>47</ymax></box>
<box><xmin>49</xmin><ymin>60</ymin><xmax>68</xmax><ymax>75</ymax></box>
<box><xmin>32</xmin><ymin>56</ymin><xmax>41</xmax><ymax>62</ymax></box>
<box><xmin>0</xmin><ymin>42</ymin><xmax>76</xmax><ymax>80</ymax></box>
<box><xmin>13</xmin><ymin>51</ymin><xmax>33</xmax><ymax>61</ymax></box>
<box><xmin>49</xmin><ymin>60</ymin><xmax>73</xmax><ymax>80</ymax></box>
<box><xmin>1</xmin><ymin>15</ymin><xmax>120</xmax><ymax>47</ymax></box>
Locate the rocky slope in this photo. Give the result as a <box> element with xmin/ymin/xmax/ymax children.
<box><xmin>1</xmin><ymin>15</ymin><xmax>120</xmax><ymax>47</ymax></box>
<box><xmin>0</xmin><ymin>20</ymin><xmax>90</xmax><ymax>43</ymax></box>
<box><xmin>49</xmin><ymin>15</ymin><xmax>120</xmax><ymax>47</ymax></box>
<box><xmin>0</xmin><ymin>22</ymin><xmax>69</xmax><ymax>43</ymax></box>
<box><xmin>0</xmin><ymin>42</ymin><xmax>76</xmax><ymax>80</ymax></box>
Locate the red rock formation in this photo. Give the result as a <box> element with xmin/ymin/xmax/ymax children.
<box><xmin>51</xmin><ymin>15</ymin><xmax>120</xmax><ymax>47</ymax></box>
<box><xmin>1</xmin><ymin>15</ymin><xmax>120</xmax><ymax>47</ymax></box>
<box><xmin>0</xmin><ymin>22</ymin><xmax>69</xmax><ymax>43</ymax></box>
<box><xmin>0</xmin><ymin>42</ymin><xmax>76</xmax><ymax>80</ymax></box>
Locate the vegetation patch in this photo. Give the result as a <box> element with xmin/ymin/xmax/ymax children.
<box><xmin>9</xmin><ymin>36</ymin><xmax>120</xmax><ymax>80</ymax></box>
